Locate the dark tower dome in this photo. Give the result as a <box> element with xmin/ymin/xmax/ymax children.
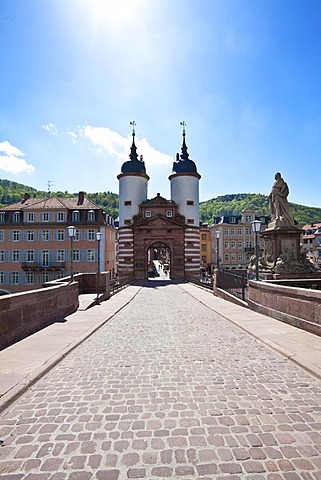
<box><xmin>121</xmin><ymin>125</ymin><xmax>147</xmax><ymax>174</ymax></box>
<box><xmin>172</xmin><ymin>124</ymin><xmax>198</xmax><ymax>174</ymax></box>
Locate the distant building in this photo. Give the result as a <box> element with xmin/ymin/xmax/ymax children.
<box><xmin>200</xmin><ymin>223</ymin><xmax>211</xmax><ymax>273</ymax></box>
<box><xmin>117</xmin><ymin>124</ymin><xmax>201</xmax><ymax>280</ymax></box>
<box><xmin>301</xmin><ymin>223</ymin><xmax>321</xmax><ymax>267</ymax></box>
<box><xmin>210</xmin><ymin>208</ymin><xmax>271</xmax><ymax>270</ymax></box>
<box><xmin>0</xmin><ymin>192</ymin><xmax>116</xmax><ymax>293</ymax></box>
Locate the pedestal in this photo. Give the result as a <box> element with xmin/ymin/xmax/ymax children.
<box><xmin>261</xmin><ymin>224</ymin><xmax>303</xmax><ymax>264</ymax></box>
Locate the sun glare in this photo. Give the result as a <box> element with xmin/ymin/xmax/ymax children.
<box><xmin>92</xmin><ymin>0</ymin><xmax>139</xmax><ymax>25</ymax></box>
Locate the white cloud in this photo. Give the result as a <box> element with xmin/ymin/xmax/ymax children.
<box><xmin>42</xmin><ymin>123</ymin><xmax>58</xmax><ymax>135</ymax></box>
<box><xmin>67</xmin><ymin>131</ymin><xmax>78</xmax><ymax>144</ymax></box>
<box><xmin>80</xmin><ymin>125</ymin><xmax>172</xmax><ymax>166</ymax></box>
<box><xmin>0</xmin><ymin>141</ymin><xmax>35</xmax><ymax>174</ymax></box>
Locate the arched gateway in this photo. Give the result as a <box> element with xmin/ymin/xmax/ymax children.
<box><xmin>117</xmin><ymin>123</ymin><xmax>201</xmax><ymax>281</ymax></box>
<box><xmin>147</xmin><ymin>242</ymin><xmax>171</xmax><ymax>279</ymax></box>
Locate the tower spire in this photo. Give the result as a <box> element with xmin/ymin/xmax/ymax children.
<box><xmin>129</xmin><ymin>120</ymin><xmax>138</xmax><ymax>162</ymax></box>
<box><xmin>179</xmin><ymin>121</ymin><xmax>189</xmax><ymax>160</ymax></box>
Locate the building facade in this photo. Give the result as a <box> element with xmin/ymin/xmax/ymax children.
<box><xmin>200</xmin><ymin>223</ymin><xmax>211</xmax><ymax>273</ymax></box>
<box><xmin>0</xmin><ymin>192</ymin><xmax>116</xmax><ymax>293</ymax></box>
<box><xmin>117</xmin><ymin>125</ymin><xmax>201</xmax><ymax>280</ymax></box>
<box><xmin>301</xmin><ymin>223</ymin><xmax>321</xmax><ymax>268</ymax></box>
<box><xmin>210</xmin><ymin>209</ymin><xmax>271</xmax><ymax>270</ymax></box>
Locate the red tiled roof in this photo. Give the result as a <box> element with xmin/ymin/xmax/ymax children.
<box><xmin>0</xmin><ymin>196</ymin><xmax>100</xmax><ymax>211</ymax></box>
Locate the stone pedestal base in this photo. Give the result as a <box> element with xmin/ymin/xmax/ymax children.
<box><xmin>261</xmin><ymin>225</ymin><xmax>303</xmax><ymax>264</ymax></box>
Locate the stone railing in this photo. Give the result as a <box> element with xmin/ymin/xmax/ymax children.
<box><xmin>248</xmin><ymin>279</ymin><xmax>321</xmax><ymax>336</ymax></box>
<box><xmin>0</xmin><ymin>281</ymin><xmax>79</xmax><ymax>350</ymax></box>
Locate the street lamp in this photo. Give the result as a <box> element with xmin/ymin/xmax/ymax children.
<box><xmin>67</xmin><ymin>225</ymin><xmax>77</xmax><ymax>283</ymax></box>
<box><xmin>95</xmin><ymin>231</ymin><xmax>102</xmax><ymax>298</ymax></box>
<box><xmin>251</xmin><ymin>220</ymin><xmax>262</xmax><ymax>281</ymax></box>
<box><xmin>215</xmin><ymin>230</ymin><xmax>220</xmax><ymax>270</ymax></box>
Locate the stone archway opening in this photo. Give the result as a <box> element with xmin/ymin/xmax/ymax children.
<box><xmin>147</xmin><ymin>242</ymin><xmax>171</xmax><ymax>280</ymax></box>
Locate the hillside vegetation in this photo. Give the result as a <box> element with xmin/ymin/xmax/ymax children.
<box><xmin>1</xmin><ymin>179</ymin><xmax>320</xmax><ymax>226</ymax></box>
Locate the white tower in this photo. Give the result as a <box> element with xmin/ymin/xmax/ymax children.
<box><xmin>117</xmin><ymin>122</ymin><xmax>149</xmax><ymax>276</ymax></box>
<box><xmin>169</xmin><ymin>123</ymin><xmax>201</xmax><ymax>276</ymax></box>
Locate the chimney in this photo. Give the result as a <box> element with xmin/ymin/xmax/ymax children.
<box><xmin>21</xmin><ymin>193</ymin><xmax>31</xmax><ymax>204</ymax></box>
<box><xmin>77</xmin><ymin>191</ymin><xmax>85</xmax><ymax>206</ymax></box>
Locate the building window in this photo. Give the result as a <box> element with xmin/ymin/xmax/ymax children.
<box><xmin>238</xmin><ymin>241</ymin><xmax>243</xmax><ymax>248</ymax></box>
<box><xmin>230</xmin><ymin>217</ymin><xmax>236</xmax><ymax>223</ymax></box>
<box><xmin>88</xmin><ymin>229</ymin><xmax>95</xmax><ymax>240</ymax></box>
<box><xmin>26</xmin><ymin>271</ymin><xmax>34</xmax><ymax>284</ymax></box>
<box><xmin>42</xmin><ymin>212</ymin><xmax>50</xmax><ymax>222</ymax></box>
<box><xmin>145</xmin><ymin>211</ymin><xmax>152</xmax><ymax>218</ymax></box>
<box><xmin>42</xmin><ymin>250</ymin><xmax>49</xmax><ymax>267</ymax></box>
<box><xmin>246</xmin><ymin>228</ymin><xmax>252</xmax><ymax>235</ymax></box>
<box><xmin>201</xmin><ymin>234</ymin><xmax>207</xmax><ymax>241</ymax></box>
<box><xmin>12</xmin><ymin>272</ymin><xmax>19</xmax><ymax>285</ymax></box>
<box><xmin>57</xmin><ymin>250</ymin><xmax>65</xmax><ymax>262</ymax></box>
<box><xmin>72</xmin><ymin>210</ymin><xmax>80</xmax><ymax>222</ymax></box>
<box><xmin>187</xmin><ymin>200</ymin><xmax>194</xmax><ymax>206</ymax></box>
<box><xmin>27</xmin><ymin>250</ymin><xmax>34</xmax><ymax>262</ymax></box>
<box><xmin>224</xmin><ymin>254</ymin><xmax>229</xmax><ymax>262</ymax></box>
<box><xmin>224</xmin><ymin>241</ymin><xmax>229</xmax><ymax>248</ymax></box>
<box><xmin>13</xmin><ymin>212</ymin><xmax>20</xmax><ymax>223</ymax></box>
<box><xmin>201</xmin><ymin>255</ymin><xmax>207</xmax><ymax>263</ymax></box>
<box><xmin>42</xmin><ymin>271</ymin><xmax>50</xmax><ymax>283</ymax></box>
<box><xmin>56</xmin><ymin>212</ymin><xmax>65</xmax><ymax>222</ymax></box>
<box><xmin>224</xmin><ymin>228</ymin><xmax>229</xmax><ymax>236</ymax></box>
<box><xmin>42</xmin><ymin>230</ymin><xmax>50</xmax><ymax>241</ymax></box>
<box><xmin>238</xmin><ymin>228</ymin><xmax>242</xmax><ymax>235</ymax></box>
<box><xmin>231</xmin><ymin>241</ymin><xmax>236</xmax><ymax>249</ymax></box>
<box><xmin>12</xmin><ymin>250</ymin><xmax>20</xmax><ymax>262</ymax></box>
<box><xmin>166</xmin><ymin>210</ymin><xmax>173</xmax><ymax>218</ymax></box>
<box><xmin>0</xmin><ymin>272</ymin><xmax>4</xmax><ymax>284</ymax></box>
<box><xmin>27</xmin><ymin>230</ymin><xmax>35</xmax><ymax>241</ymax></box>
<box><xmin>201</xmin><ymin>244</ymin><xmax>207</xmax><ymax>251</ymax></box>
<box><xmin>57</xmin><ymin>230</ymin><xmax>65</xmax><ymax>241</ymax></box>
<box><xmin>25</xmin><ymin>212</ymin><xmax>35</xmax><ymax>222</ymax></box>
<box><xmin>245</xmin><ymin>215</ymin><xmax>252</xmax><ymax>223</ymax></box>
<box><xmin>238</xmin><ymin>253</ymin><xmax>243</xmax><ymax>261</ymax></box>
<box><xmin>12</xmin><ymin>230</ymin><xmax>20</xmax><ymax>242</ymax></box>
<box><xmin>87</xmin><ymin>249</ymin><xmax>95</xmax><ymax>261</ymax></box>
<box><xmin>75</xmin><ymin>229</ymin><xmax>81</xmax><ymax>241</ymax></box>
<box><xmin>87</xmin><ymin>210</ymin><xmax>95</xmax><ymax>221</ymax></box>
<box><xmin>246</xmin><ymin>241</ymin><xmax>253</xmax><ymax>248</ymax></box>
<box><xmin>0</xmin><ymin>212</ymin><xmax>5</xmax><ymax>223</ymax></box>
<box><xmin>124</xmin><ymin>219</ymin><xmax>131</xmax><ymax>225</ymax></box>
<box><xmin>0</xmin><ymin>231</ymin><xmax>3</xmax><ymax>242</ymax></box>
<box><xmin>124</xmin><ymin>201</ymin><xmax>132</xmax><ymax>206</ymax></box>
<box><xmin>231</xmin><ymin>254</ymin><xmax>236</xmax><ymax>262</ymax></box>
<box><xmin>56</xmin><ymin>271</ymin><xmax>65</xmax><ymax>279</ymax></box>
<box><xmin>187</xmin><ymin>219</ymin><xmax>194</xmax><ymax>224</ymax></box>
<box><xmin>73</xmin><ymin>250</ymin><xmax>80</xmax><ymax>262</ymax></box>
<box><xmin>0</xmin><ymin>251</ymin><xmax>5</xmax><ymax>262</ymax></box>
<box><xmin>231</xmin><ymin>228</ymin><xmax>235</xmax><ymax>236</ymax></box>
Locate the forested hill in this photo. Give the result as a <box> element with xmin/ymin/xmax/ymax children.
<box><xmin>199</xmin><ymin>193</ymin><xmax>321</xmax><ymax>226</ymax></box>
<box><xmin>1</xmin><ymin>179</ymin><xmax>320</xmax><ymax>226</ymax></box>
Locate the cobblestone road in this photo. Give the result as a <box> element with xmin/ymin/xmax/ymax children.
<box><xmin>1</xmin><ymin>284</ymin><xmax>321</xmax><ymax>479</ymax></box>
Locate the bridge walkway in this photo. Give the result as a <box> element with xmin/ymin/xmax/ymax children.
<box><xmin>0</xmin><ymin>281</ymin><xmax>321</xmax><ymax>478</ymax></box>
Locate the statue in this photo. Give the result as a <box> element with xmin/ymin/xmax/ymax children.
<box><xmin>269</xmin><ymin>172</ymin><xmax>294</xmax><ymax>226</ymax></box>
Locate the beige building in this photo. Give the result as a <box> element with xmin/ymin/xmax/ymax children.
<box><xmin>0</xmin><ymin>192</ymin><xmax>116</xmax><ymax>293</ymax></box>
<box><xmin>210</xmin><ymin>209</ymin><xmax>270</xmax><ymax>270</ymax></box>
<box><xmin>301</xmin><ymin>223</ymin><xmax>321</xmax><ymax>268</ymax></box>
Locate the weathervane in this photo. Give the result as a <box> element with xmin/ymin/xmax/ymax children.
<box><xmin>130</xmin><ymin>120</ymin><xmax>136</xmax><ymax>135</ymax></box>
<box><xmin>180</xmin><ymin>121</ymin><xmax>186</xmax><ymax>134</ymax></box>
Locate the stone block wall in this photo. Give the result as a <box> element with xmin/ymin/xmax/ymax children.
<box><xmin>248</xmin><ymin>280</ymin><xmax>321</xmax><ymax>336</ymax></box>
<box><xmin>0</xmin><ymin>283</ymin><xmax>79</xmax><ymax>350</ymax></box>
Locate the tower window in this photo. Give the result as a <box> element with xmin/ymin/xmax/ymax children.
<box><xmin>187</xmin><ymin>219</ymin><xmax>194</xmax><ymax>224</ymax></box>
<box><xmin>124</xmin><ymin>219</ymin><xmax>131</xmax><ymax>225</ymax></box>
<box><xmin>166</xmin><ymin>210</ymin><xmax>173</xmax><ymax>218</ymax></box>
<box><xmin>124</xmin><ymin>201</ymin><xmax>132</xmax><ymax>206</ymax></box>
<box><xmin>187</xmin><ymin>200</ymin><xmax>194</xmax><ymax>206</ymax></box>
<box><xmin>145</xmin><ymin>211</ymin><xmax>152</xmax><ymax>217</ymax></box>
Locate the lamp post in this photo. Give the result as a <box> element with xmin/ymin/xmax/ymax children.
<box><xmin>251</xmin><ymin>220</ymin><xmax>262</xmax><ymax>281</ymax></box>
<box><xmin>67</xmin><ymin>225</ymin><xmax>76</xmax><ymax>283</ymax></box>
<box><xmin>215</xmin><ymin>230</ymin><xmax>220</xmax><ymax>270</ymax></box>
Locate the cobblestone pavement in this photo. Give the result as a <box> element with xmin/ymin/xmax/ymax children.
<box><xmin>1</xmin><ymin>283</ymin><xmax>321</xmax><ymax>480</ymax></box>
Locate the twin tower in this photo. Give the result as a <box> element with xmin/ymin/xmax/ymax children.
<box><xmin>117</xmin><ymin>125</ymin><xmax>201</xmax><ymax>280</ymax></box>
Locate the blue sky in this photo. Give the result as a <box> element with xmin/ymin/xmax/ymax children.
<box><xmin>1</xmin><ymin>0</ymin><xmax>320</xmax><ymax>208</ymax></box>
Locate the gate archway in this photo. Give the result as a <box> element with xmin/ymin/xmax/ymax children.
<box><xmin>147</xmin><ymin>242</ymin><xmax>171</xmax><ymax>279</ymax></box>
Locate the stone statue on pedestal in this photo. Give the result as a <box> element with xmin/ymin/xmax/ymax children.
<box><xmin>269</xmin><ymin>172</ymin><xmax>294</xmax><ymax>227</ymax></box>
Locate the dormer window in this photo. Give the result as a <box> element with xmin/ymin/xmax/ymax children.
<box><xmin>166</xmin><ymin>210</ymin><xmax>173</xmax><ymax>218</ymax></box>
<box><xmin>87</xmin><ymin>210</ymin><xmax>95</xmax><ymax>221</ymax></box>
<box><xmin>72</xmin><ymin>210</ymin><xmax>80</xmax><ymax>222</ymax></box>
<box><xmin>0</xmin><ymin>212</ymin><xmax>5</xmax><ymax>223</ymax></box>
<box><xmin>145</xmin><ymin>211</ymin><xmax>152</xmax><ymax>218</ymax></box>
<box><xmin>13</xmin><ymin>211</ymin><xmax>20</xmax><ymax>223</ymax></box>
<box><xmin>230</xmin><ymin>217</ymin><xmax>236</xmax><ymax>223</ymax></box>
